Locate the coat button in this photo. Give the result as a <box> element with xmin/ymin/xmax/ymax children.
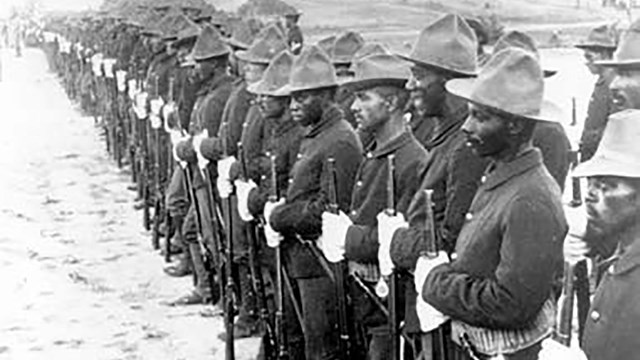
<box><xmin>351</xmin><ymin>210</ymin><xmax>357</xmax><ymax>216</ymax></box>
<box><xmin>297</xmin><ymin>153</ymin><xmax>302</xmax><ymax>159</ymax></box>
<box><xmin>465</xmin><ymin>212</ymin><xmax>473</xmax><ymax>221</ymax></box>
<box><xmin>590</xmin><ymin>311</ymin><xmax>601</xmax><ymax>322</ymax></box>
<box><xmin>608</xmin><ymin>265</ymin><xmax>616</xmax><ymax>274</ymax></box>
<box><xmin>356</xmin><ymin>181</ymin><xmax>363</xmax><ymax>187</ymax></box>
<box><xmin>480</xmin><ymin>176</ymin><xmax>487</xmax><ymax>184</ymax></box>
<box><xmin>366</xmin><ymin>152</ymin><xmax>373</xmax><ymax>159</ymax></box>
<box><xmin>288</xmin><ymin>178</ymin><xmax>293</xmax><ymax>184</ymax></box>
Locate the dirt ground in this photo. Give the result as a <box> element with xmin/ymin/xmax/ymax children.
<box><xmin>0</xmin><ymin>48</ymin><xmax>258</xmax><ymax>360</ymax></box>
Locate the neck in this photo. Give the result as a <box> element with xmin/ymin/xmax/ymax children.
<box><xmin>490</xmin><ymin>139</ymin><xmax>532</xmax><ymax>164</ymax></box>
<box><xmin>616</xmin><ymin>221</ymin><xmax>640</xmax><ymax>254</ymax></box>
<box><xmin>375</xmin><ymin>112</ymin><xmax>405</xmax><ymax>148</ymax></box>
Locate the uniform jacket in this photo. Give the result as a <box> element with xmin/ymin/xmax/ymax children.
<box><xmin>423</xmin><ymin>148</ymin><xmax>566</xmax><ymax>330</ymax></box>
<box><xmin>270</xmin><ymin>105</ymin><xmax>363</xmax><ymax>278</ymax></box>
<box><xmin>579</xmin><ymin>70</ymin><xmax>615</xmax><ymax>161</ymax></box>
<box><xmin>583</xmin><ymin>237</ymin><xmax>640</xmax><ymax>360</ymax></box>
<box><xmin>200</xmin><ymin>78</ymin><xmax>253</xmax><ymax>160</ymax></box>
<box><xmin>247</xmin><ymin>112</ymin><xmax>305</xmax><ymax>217</ymax></box>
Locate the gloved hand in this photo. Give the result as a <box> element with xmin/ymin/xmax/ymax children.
<box><xmin>414</xmin><ymin>252</ymin><xmax>449</xmax><ymax>293</ymax></box>
<box><xmin>193</xmin><ymin>129</ymin><xmax>209</xmax><ymax>170</ymax></box>
<box><xmin>234</xmin><ymin>179</ymin><xmax>257</xmax><ymax>221</ymax></box>
<box><xmin>217</xmin><ymin>156</ymin><xmax>237</xmax><ymax>181</ymax></box>
<box><xmin>217</xmin><ymin>175</ymin><xmax>233</xmax><ymax>199</ymax></box>
<box><xmin>319</xmin><ymin>211</ymin><xmax>352</xmax><ymax>263</ymax></box>
<box><xmin>563</xmin><ymin>205</ymin><xmax>589</xmax><ymax>264</ymax></box>
<box><xmin>264</xmin><ymin>198</ymin><xmax>285</xmax><ymax>248</ymax></box>
<box><xmin>376</xmin><ymin>211</ymin><xmax>408</xmax><ymax>276</ymax></box>
<box><xmin>170</xmin><ymin>132</ymin><xmax>189</xmax><ymax>168</ymax></box>
<box><xmin>416</xmin><ymin>294</ymin><xmax>449</xmax><ymax>333</ymax></box>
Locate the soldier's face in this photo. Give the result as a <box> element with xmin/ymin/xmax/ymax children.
<box><xmin>461</xmin><ymin>103</ymin><xmax>511</xmax><ymax>158</ymax></box>
<box><xmin>609</xmin><ymin>68</ymin><xmax>640</xmax><ymax>113</ymax></box>
<box><xmin>195</xmin><ymin>61</ymin><xmax>215</xmax><ymax>80</ymax></box>
<box><xmin>257</xmin><ymin>94</ymin><xmax>288</xmax><ymax>118</ymax></box>
<box><xmin>290</xmin><ymin>90</ymin><xmax>325</xmax><ymax>126</ymax></box>
<box><xmin>406</xmin><ymin>65</ymin><xmax>447</xmax><ymax>115</ymax></box>
<box><xmin>583</xmin><ymin>49</ymin><xmax>608</xmax><ymax>75</ymax></box>
<box><xmin>351</xmin><ymin>88</ymin><xmax>390</xmax><ymax>133</ymax></box>
<box><xmin>585</xmin><ymin>176</ymin><xmax>640</xmax><ymax>239</ymax></box>
<box><xmin>244</xmin><ymin>63</ymin><xmax>267</xmax><ymax>84</ymax></box>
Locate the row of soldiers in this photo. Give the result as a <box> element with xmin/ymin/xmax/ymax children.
<box><xmin>39</xmin><ymin>4</ymin><xmax>640</xmax><ymax>359</ymax></box>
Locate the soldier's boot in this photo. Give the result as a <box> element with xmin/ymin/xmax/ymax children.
<box><xmin>168</xmin><ymin>243</ymin><xmax>219</xmax><ymax>306</ymax></box>
<box><xmin>218</xmin><ymin>263</ymin><xmax>260</xmax><ymax>340</ymax></box>
<box><xmin>163</xmin><ymin>217</ymin><xmax>192</xmax><ymax>277</ymax></box>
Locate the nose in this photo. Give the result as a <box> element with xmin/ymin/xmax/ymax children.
<box><xmin>290</xmin><ymin>97</ymin><xmax>300</xmax><ymax>111</ymax></box>
<box><xmin>350</xmin><ymin>98</ymin><xmax>361</xmax><ymax>115</ymax></box>
<box><xmin>460</xmin><ymin>113</ymin><xmax>475</xmax><ymax>135</ymax></box>
<box><xmin>585</xmin><ymin>181</ymin><xmax>598</xmax><ymax>204</ymax></box>
<box><xmin>609</xmin><ymin>74</ymin><xmax>622</xmax><ymax>92</ymax></box>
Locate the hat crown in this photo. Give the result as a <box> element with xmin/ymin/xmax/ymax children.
<box><xmin>171</xmin><ymin>13</ymin><xmax>200</xmax><ymax>40</ymax></box>
<box><xmin>353</xmin><ymin>43</ymin><xmax>388</xmax><ymax>61</ymax></box>
<box><xmin>407</xmin><ymin>13</ymin><xmax>477</xmax><ymax>75</ymax></box>
<box><xmin>612</xmin><ymin>20</ymin><xmax>640</xmax><ymax>64</ymax></box>
<box><xmin>583</xmin><ymin>24</ymin><xmax>617</xmax><ymax>48</ymax></box>
<box><xmin>471</xmin><ymin>48</ymin><xmax>544</xmax><ymax>117</ymax></box>
<box><xmin>316</xmin><ymin>35</ymin><xmax>337</xmax><ymax>54</ymax></box>
<box><xmin>251</xmin><ymin>50</ymin><xmax>294</xmax><ymax>95</ymax></box>
<box><xmin>352</xmin><ymin>54</ymin><xmax>411</xmax><ymax>83</ymax></box>
<box><xmin>238</xmin><ymin>25</ymin><xmax>287</xmax><ymax>63</ymax></box>
<box><xmin>288</xmin><ymin>45</ymin><xmax>338</xmax><ymax>92</ymax></box>
<box><xmin>331</xmin><ymin>31</ymin><xmax>365</xmax><ymax>63</ymax></box>
<box><xmin>192</xmin><ymin>25</ymin><xmax>229</xmax><ymax>60</ymax></box>
<box><xmin>494</xmin><ymin>31</ymin><xmax>541</xmax><ymax>60</ymax></box>
<box><xmin>226</xmin><ymin>20</ymin><xmax>255</xmax><ymax>49</ymax></box>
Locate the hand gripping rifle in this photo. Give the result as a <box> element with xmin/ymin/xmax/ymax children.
<box><xmin>160</xmin><ymin>76</ymin><xmax>177</xmax><ymax>263</ymax></box>
<box><xmin>326</xmin><ymin>158</ymin><xmax>353</xmax><ymax>359</ymax></box>
<box><xmin>422</xmin><ymin>189</ymin><xmax>447</xmax><ymax>360</ymax></box>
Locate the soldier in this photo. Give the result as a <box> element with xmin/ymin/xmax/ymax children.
<box><xmin>596</xmin><ymin>19</ymin><xmax>640</xmax><ymax>112</ymax></box>
<box><xmin>234</xmin><ymin>50</ymin><xmax>307</xmax><ymax>357</ymax></box>
<box><xmin>265</xmin><ymin>45</ymin><xmax>363</xmax><ymax>359</ymax></box>
<box><xmin>319</xmin><ymin>54</ymin><xmax>428</xmax><ymax>359</ymax></box>
<box><xmin>575</xmin><ymin>25</ymin><xmax>618</xmax><ymax>161</ymax></box>
<box><xmin>329</xmin><ymin>31</ymin><xmax>365</xmax><ymax>131</ymax></box>
<box><xmin>564</xmin><ymin>109</ymin><xmax>640</xmax><ymax>360</ymax></box>
<box><xmin>413</xmin><ymin>47</ymin><xmax>567</xmax><ymax>360</ymax></box>
<box><xmin>170</xmin><ymin>25</ymin><xmax>234</xmax><ymax>306</ymax></box>
<box><xmin>283</xmin><ymin>10</ymin><xmax>303</xmax><ymax>54</ymax></box>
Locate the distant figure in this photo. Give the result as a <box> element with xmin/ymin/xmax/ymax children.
<box><xmin>283</xmin><ymin>10</ymin><xmax>303</xmax><ymax>54</ymax></box>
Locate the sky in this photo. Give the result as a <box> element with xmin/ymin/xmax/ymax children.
<box><xmin>1</xmin><ymin>0</ymin><xmax>103</xmax><ymax>17</ymax></box>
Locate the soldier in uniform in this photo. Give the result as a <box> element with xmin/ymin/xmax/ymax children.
<box><xmin>234</xmin><ymin>50</ymin><xmax>307</xmax><ymax>357</ymax></box>
<box><xmin>565</xmin><ymin>109</ymin><xmax>640</xmax><ymax>360</ymax></box>
<box><xmin>319</xmin><ymin>54</ymin><xmax>428</xmax><ymax>360</ymax></box>
<box><xmin>283</xmin><ymin>10</ymin><xmax>303</xmax><ymax>55</ymax></box>
<box><xmin>265</xmin><ymin>45</ymin><xmax>363</xmax><ymax>360</ymax></box>
<box><xmin>575</xmin><ymin>25</ymin><xmax>618</xmax><ymax>161</ymax></box>
<box><xmin>414</xmin><ymin>47</ymin><xmax>567</xmax><ymax>360</ymax></box>
<box><xmin>170</xmin><ymin>25</ymin><xmax>234</xmax><ymax>306</ymax></box>
<box><xmin>329</xmin><ymin>31</ymin><xmax>365</xmax><ymax>131</ymax></box>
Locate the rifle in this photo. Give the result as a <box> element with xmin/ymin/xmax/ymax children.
<box><xmin>138</xmin><ymin>76</ymin><xmax>151</xmax><ymax>231</ymax></box>
<box><xmin>422</xmin><ymin>189</ymin><xmax>447</xmax><ymax>360</ymax></box>
<box><xmin>241</xmin><ymin>146</ymin><xmax>277</xmax><ymax>359</ymax></box>
<box><xmin>161</xmin><ymin>75</ymin><xmax>176</xmax><ymax>263</ymax></box>
<box><xmin>326</xmin><ymin>157</ymin><xmax>353</xmax><ymax>359</ymax></box>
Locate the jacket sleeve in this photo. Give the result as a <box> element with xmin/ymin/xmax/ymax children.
<box><xmin>270</xmin><ymin>139</ymin><xmax>362</xmax><ymax>240</ymax></box>
<box><xmin>345</xmin><ymin>158</ymin><xmax>426</xmax><ymax>263</ymax></box>
<box><xmin>422</xmin><ymin>197</ymin><xmax>565</xmax><ymax>329</ymax></box>
<box><xmin>534</xmin><ymin>123</ymin><xmax>571</xmax><ymax>192</ymax></box>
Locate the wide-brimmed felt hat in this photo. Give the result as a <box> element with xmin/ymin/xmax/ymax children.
<box><xmin>192</xmin><ymin>25</ymin><xmax>230</xmax><ymax>61</ymax></box>
<box><xmin>344</xmin><ymin>54</ymin><xmax>411</xmax><ymax>91</ymax></box>
<box><xmin>492</xmin><ymin>30</ymin><xmax>557</xmax><ymax>78</ymax></box>
<box><xmin>574</xmin><ymin>109</ymin><xmax>640</xmax><ymax>178</ymax></box>
<box><xmin>397</xmin><ymin>13</ymin><xmax>478</xmax><ymax>77</ymax></box>
<box><xmin>248</xmin><ymin>50</ymin><xmax>293</xmax><ymax>97</ymax></box>
<box><xmin>446</xmin><ymin>47</ymin><xmax>562</xmax><ymax>122</ymax></box>
<box><xmin>235</xmin><ymin>25</ymin><xmax>287</xmax><ymax>64</ymax></box>
<box><xmin>279</xmin><ymin>45</ymin><xmax>339</xmax><ymax>94</ymax></box>
<box><xmin>284</xmin><ymin>9</ymin><xmax>302</xmax><ymax>18</ymax></box>
<box><xmin>316</xmin><ymin>35</ymin><xmax>336</xmax><ymax>54</ymax></box>
<box><xmin>173</xmin><ymin>17</ymin><xmax>201</xmax><ymax>46</ymax></box>
<box><xmin>224</xmin><ymin>20</ymin><xmax>255</xmax><ymax>50</ymax></box>
<box><xmin>575</xmin><ymin>24</ymin><xmax>617</xmax><ymax>50</ymax></box>
<box><xmin>353</xmin><ymin>43</ymin><xmax>389</xmax><ymax>61</ymax></box>
<box><xmin>596</xmin><ymin>19</ymin><xmax>640</xmax><ymax>68</ymax></box>
<box><xmin>330</xmin><ymin>31</ymin><xmax>365</xmax><ymax>64</ymax></box>
<box><xmin>164</xmin><ymin>13</ymin><xmax>200</xmax><ymax>41</ymax></box>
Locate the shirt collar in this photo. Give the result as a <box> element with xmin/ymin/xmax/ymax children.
<box><xmin>305</xmin><ymin>104</ymin><xmax>343</xmax><ymax>138</ymax></box>
<box><xmin>482</xmin><ymin>148</ymin><xmax>543</xmax><ymax>191</ymax></box>
<box><xmin>369</xmin><ymin>130</ymin><xmax>415</xmax><ymax>158</ymax></box>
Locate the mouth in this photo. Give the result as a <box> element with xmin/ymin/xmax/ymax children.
<box><xmin>611</xmin><ymin>92</ymin><xmax>627</xmax><ymax>111</ymax></box>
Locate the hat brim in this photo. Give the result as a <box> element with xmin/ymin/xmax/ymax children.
<box><xmin>247</xmin><ymin>80</ymin><xmax>289</xmax><ymax>97</ymax></box>
<box><xmin>573</xmin><ymin>155</ymin><xmax>640</xmax><ymax>178</ymax></box>
<box><xmin>446</xmin><ymin>78</ymin><xmax>563</xmax><ymax>123</ymax></box>
<box><xmin>224</xmin><ymin>37</ymin><xmax>250</xmax><ymax>50</ymax></box>
<box><xmin>235</xmin><ymin>50</ymin><xmax>271</xmax><ymax>64</ymax></box>
<box><xmin>278</xmin><ymin>82</ymin><xmax>339</xmax><ymax>96</ymax></box>
<box><xmin>342</xmin><ymin>78</ymin><xmax>408</xmax><ymax>91</ymax></box>
<box><xmin>194</xmin><ymin>51</ymin><xmax>230</xmax><ymax>62</ymax></box>
<box><xmin>574</xmin><ymin>43</ymin><xmax>617</xmax><ymax>50</ymax></box>
<box><xmin>595</xmin><ymin>59</ymin><xmax>640</xmax><ymax>68</ymax></box>
<box><xmin>396</xmin><ymin>53</ymin><xmax>478</xmax><ymax>77</ymax></box>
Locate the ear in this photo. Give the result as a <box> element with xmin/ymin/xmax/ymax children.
<box><xmin>507</xmin><ymin>117</ymin><xmax>526</xmax><ymax>136</ymax></box>
<box><xmin>385</xmin><ymin>94</ymin><xmax>400</xmax><ymax>113</ymax></box>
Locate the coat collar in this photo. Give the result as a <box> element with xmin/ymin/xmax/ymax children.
<box><xmin>482</xmin><ymin>147</ymin><xmax>543</xmax><ymax>191</ymax></box>
<box><xmin>369</xmin><ymin>130</ymin><xmax>415</xmax><ymax>159</ymax></box>
<box><xmin>423</xmin><ymin>93</ymin><xmax>468</xmax><ymax>150</ymax></box>
<box><xmin>608</xmin><ymin>234</ymin><xmax>640</xmax><ymax>275</ymax></box>
<box><xmin>196</xmin><ymin>72</ymin><xmax>232</xmax><ymax>96</ymax></box>
<box><xmin>305</xmin><ymin>104</ymin><xmax>343</xmax><ymax>138</ymax></box>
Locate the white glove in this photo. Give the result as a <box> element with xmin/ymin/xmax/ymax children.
<box><xmin>414</xmin><ymin>252</ymin><xmax>449</xmax><ymax>293</ymax></box>
<box><xmin>150</xmin><ymin>114</ymin><xmax>162</xmax><ymax>129</ymax></box>
<box><xmin>416</xmin><ymin>294</ymin><xmax>449</xmax><ymax>333</ymax></box>
<box><xmin>539</xmin><ymin>337</ymin><xmax>587</xmax><ymax>360</ymax></box>
<box><xmin>319</xmin><ymin>211</ymin><xmax>352</xmax><ymax>263</ymax></box>
<box><xmin>234</xmin><ymin>179</ymin><xmax>257</xmax><ymax>221</ymax></box>
<box><xmin>217</xmin><ymin>156</ymin><xmax>237</xmax><ymax>181</ymax></box>
<box><xmin>193</xmin><ymin>130</ymin><xmax>209</xmax><ymax>170</ymax></box>
<box><xmin>376</xmin><ymin>211</ymin><xmax>408</xmax><ymax>276</ymax></box>
<box><xmin>264</xmin><ymin>198</ymin><xmax>286</xmax><ymax>248</ymax></box>
<box><xmin>217</xmin><ymin>176</ymin><xmax>233</xmax><ymax>199</ymax></box>
<box><xmin>150</xmin><ymin>98</ymin><xmax>165</xmax><ymax>116</ymax></box>
<box><xmin>563</xmin><ymin>205</ymin><xmax>589</xmax><ymax>264</ymax></box>
<box><xmin>172</xmin><ymin>136</ymin><xmax>189</xmax><ymax>168</ymax></box>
